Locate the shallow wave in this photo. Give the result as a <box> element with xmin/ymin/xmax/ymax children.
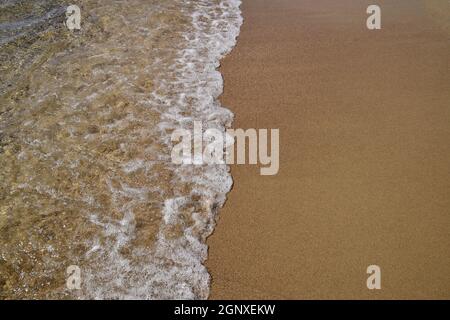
<box><xmin>0</xmin><ymin>0</ymin><xmax>242</xmax><ymax>299</ymax></box>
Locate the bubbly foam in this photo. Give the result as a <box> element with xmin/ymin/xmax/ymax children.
<box><xmin>87</xmin><ymin>0</ymin><xmax>242</xmax><ymax>300</ymax></box>
<box><xmin>0</xmin><ymin>0</ymin><xmax>242</xmax><ymax>299</ymax></box>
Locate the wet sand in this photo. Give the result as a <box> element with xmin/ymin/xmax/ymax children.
<box><xmin>207</xmin><ymin>0</ymin><xmax>450</xmax><ymax>299</ymax></box>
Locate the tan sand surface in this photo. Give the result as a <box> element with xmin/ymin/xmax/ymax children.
<box><xmin>206</xmin><ymin>0</ymin><xmax>450</xmax><ymax>299</ymax></box>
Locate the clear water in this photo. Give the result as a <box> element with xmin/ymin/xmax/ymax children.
<box><xmin>0</xmin><ymin>0</ymin><xmax>242</xmax><ymax>299</ymax></box>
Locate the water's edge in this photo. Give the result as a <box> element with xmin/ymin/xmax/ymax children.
<box><xmin>203</xmin><ymin>0</ymin><xmax>243</xmax><ymax>300</ymax></box>
<box><xmin>0</xmin><ymin>0</ymin><xmax>242</xmax><ymax>299</ymax></box>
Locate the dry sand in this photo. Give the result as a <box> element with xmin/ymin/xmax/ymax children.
<box><xmin>206</xmin><ymin>0</ymin><xmax>450</xmax><ymax>299</ymax></box>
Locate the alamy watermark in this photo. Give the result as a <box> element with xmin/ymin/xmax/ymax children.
<box><xmin>367</xmin><ymin>5</ymin><xmax>381</xmax><ymax>30</ymax></box>
<box><xmin>366</xmin><ymin>265</ymin><xmax>381</xmax><ymax>290</ymax></box>
<box><xmin>66</xmin><ymin>265</ymin><xmax>81</xmax><ymax>290</ymax></box>
<box><xmin>171</xmin><ymin>121</ymin><xmax>279</xmax><ymax>176</ymax></box>
<box><xmin>65</xmin><ymin>5</ymin><xmax>81</xmax><ymax>31</ymax></box>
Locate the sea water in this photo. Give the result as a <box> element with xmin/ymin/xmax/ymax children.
<box><xmin>0</xmin><ymin>0</ymin><xmax>242</xmax><ymax>299</ymax></box>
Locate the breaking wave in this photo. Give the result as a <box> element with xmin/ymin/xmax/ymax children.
<box><xmin>0</xmin><ymin>0</ymin><xmax>242</xmax><ymax>299</ymax></box>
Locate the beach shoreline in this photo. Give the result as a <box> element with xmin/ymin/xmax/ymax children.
<box><xmin>0</xmin><ymin>0</ymin><xmax>243</xmax><ymax>299</ymax></box>
<box><xmin>206</xmin><ymin>0</ymin><xmax>450</xmax><ymax>299</ymax></box>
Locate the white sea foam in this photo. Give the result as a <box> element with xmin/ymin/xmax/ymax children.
<box><xmin>147</xmin><ymin>0</ymin><xmax>241</xmax><ymax>299</ymax></box>
<box><xmin>81</xmin><ymin>0</ymin><xmax>242</xmax><ymax>299</ymax></box>
<box><xmin>148</xmin><ymin>0</ymin><xmax>242</xmax><ymax>299</ymax></box>
<box><xmin>152</xmin><ymin>0</ymin><xmax>242</xmax><ymax>299</ymax></box>
<box><xmin>0</xmin><ymin>0</ymin><xmax>242</xmax><ymax>300</ymax></box>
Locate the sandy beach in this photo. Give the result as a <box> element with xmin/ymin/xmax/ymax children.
<box><xmin>207</xmin><ymin>0</ymin><xmax>450</xmax><ymax>299</ymax></box>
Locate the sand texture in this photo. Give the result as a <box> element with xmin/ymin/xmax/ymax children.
<box><xmin>206</xmin><ymin>0</ymin><xmax>450</xmax><ymax>299</ymax></box>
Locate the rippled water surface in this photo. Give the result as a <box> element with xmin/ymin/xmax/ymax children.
<box><xmin>0</xmin><ymin>0</ymin><xmax>242</xmax><ymax>299</ymax></box>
